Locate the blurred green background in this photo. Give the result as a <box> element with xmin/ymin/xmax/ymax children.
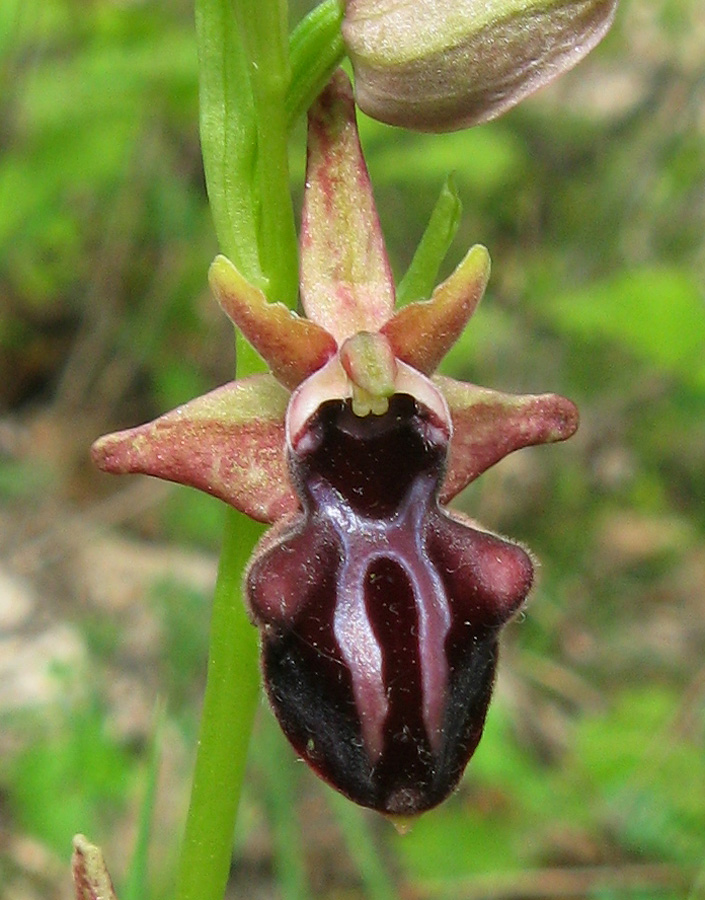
<box><xmin>1</xmin><ymin>0</ymin><xmax>704</xmax><ymax>898</ymax></box>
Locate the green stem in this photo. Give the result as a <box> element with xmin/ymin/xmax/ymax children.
<box><xmin>195</xmin><ymin>0</ymin><xmax>261</xmax><ymax>281</ymax></box>
<box><xmin>236</xmin><ymin>0</ymin><xmax>298</xmax><ymax>307</ymax></box>
<box><xmin>177</xmin><ymin>0</ymin><xmax>346</xmax><ymax>896</ymax></box>
<box><xmin>174</xmin><ymin>511</ymin><xmax>265</xmax><ymax>900</ymax></box>
<box><xmin>287</xmin><ymin>0</ymin><xmax>346</xmax><ymax>128</ymax></box>
<box><xmin>177</xmin><ymin>0</ymin><xmax>304</xmax><ymax>896</ymax></box>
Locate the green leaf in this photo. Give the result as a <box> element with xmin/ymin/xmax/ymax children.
<box><xmin>234</xmin><ymin>0</ymin><xmax>298</xmax><ymax>307</ymax></box>
<box><xmin>195</xmin><ymin>0</ymin><xmax>261</xmax><ymax>279</ymax></box>
<box><xmin>396</xmin><ymin>175</ymin><xmax>462</xmax><ymax>308</ymax></box>
<box><xmin>327</xmin><ymin>790</ymin><xmax>397</xmax><ymax>900</ymax></box>
<box><xmin>260</xmin><ymin>714</ymin><xmax>309</xmax><ymax>900</ymax></box>
<box><xmin>287</xmin><ymin>0</ymin><xmax>345</xmax><ymax>128</ymax></box>
<box><xmin>121</xmin><ymin>705</ymin><xmax>165</xmax><ymax>900</ymax></box>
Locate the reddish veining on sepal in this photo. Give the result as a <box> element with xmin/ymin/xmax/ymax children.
<box><xmin>92</xmin><ymin>376</ymin><xmax>298</xmax><ymax>524</ymax></box>
<box><xmin>382</xmin><ymin>244</ymin><xmax>491</xmax><ymax>375</ymax></box>
<box><xmin>72</xmin><ymin>835</ymin><xmax>118</xmax><ymax>900</ymax></box>
<box><xmin>436</xmin><ymin>374</ymin><xmax>579</xmax><ymax>503</ymax></box>
<box><xmin>300</xmin><ymin>70</ymin><xmax>395</xmax><ymax>343</ymax></box>
<box><xmin>209</xmin><ymin>255</ymin><xmax>336</xmax><ymax>391</ymax></box>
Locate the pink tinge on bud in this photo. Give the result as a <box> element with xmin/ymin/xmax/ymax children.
<box><xmin>343</xmin><ymin>0</ymin><xmax>619</xmax><ymax>131</ymax></box>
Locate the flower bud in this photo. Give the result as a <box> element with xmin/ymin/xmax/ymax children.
<box><xmin>342</xmin><ymin>0</ymin><xmax>618</xmax><ymax>131</ymax></box>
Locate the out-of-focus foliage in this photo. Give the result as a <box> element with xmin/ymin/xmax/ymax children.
<box><xmin>2</xmin><ymin>695</ymin><xmax>133</xmax><ymax>858</ymax></box>
<box><xmin>1</xmin><ymin>0</ymin><xmax>704</xmax><ymax>898</ymax></box>
<box><xmin>0</xmin><ymin>0</ymin><xmax>215</xmax><ymax>417</ymax></box>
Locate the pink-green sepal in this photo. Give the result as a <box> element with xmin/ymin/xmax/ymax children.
<box><xmin>436</xmin><ymin>375</ymin><xmax>579</xmax><ymax>502</ymax></box>
<box><xmin>209</xmin><ymin>255</ymin><xmax>337</xmax><ymax>390</ymax></box>
<box><xmin>299</xmin><ymin>70</ymin><xmax>395</xmax><ymax>343</ymax></box>
<box><xmin>91</xmin><ymin>375</ymin><xmax>297</xmax><ymax>524</ymax></box>
<box><xmin>382</xmin><ymin>244</ymin><xmax>491</xmax><ymax>375</ymax></box>
<box><xmin>72</xmin><ymin>835</ymin><xmax>118</xmax><ymax>900</ymax></box>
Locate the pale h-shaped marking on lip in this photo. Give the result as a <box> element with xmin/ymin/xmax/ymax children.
<box><xmin>307</xmin><ymin>471</ymin><xmax>451</xmax><ymax>763</ymax></box>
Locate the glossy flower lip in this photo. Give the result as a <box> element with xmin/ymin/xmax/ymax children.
<box><xmin>92</xmin><ymin>70</ymin><xmax>578</xmax><ymax>815</ymax></box>
<box><xmin>249</xmin><ymin>392</ymin><xmax>538</xmax><ymax>814</ymax></box>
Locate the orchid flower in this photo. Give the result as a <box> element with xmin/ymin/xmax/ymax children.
<box><xmin>92</xmin><ymin>70</ymin><xmax>577</xmax><ymax>815</ymax></box>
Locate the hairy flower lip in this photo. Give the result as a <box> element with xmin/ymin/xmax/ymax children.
<box><xmin>91</xmin><ymin>69</ymin><xmax>580</xmax><ymax>815</ymax></box>
<box><xmin>248</xmin><ymin>391</ymin><xmax>535</xmax><ymax>813</ymax></box>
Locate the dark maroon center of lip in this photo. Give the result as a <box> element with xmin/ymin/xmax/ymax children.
<box><xmin>247</xmin><ymin>394</ymin><xmax>534</xmax><ymax>814</ymax></box>
<box><xmin>291</xmin><ymin>393</ymin><xmax>449</xmax><ymax>518</ymax></box>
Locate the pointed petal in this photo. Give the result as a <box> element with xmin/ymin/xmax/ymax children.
<box><xmin>300</xmin><ymin>69</ymin><xmax>395</xmax><ymax>342</ymax></box>
<box><xmin>396</xmin><ymin>361</ymin><xmax>451</xmax><ymax>430</ymax></box>
<box><xmin>209</xmin><ymin>255</ymin><xmax>336</xmax><ymax>390</ymax></box>
<box><xmin>92</xmin><ymin>375</ymin><xmax>297</xmax><ymax>524</ymax></box>
<box><xmin>435</xmin><ymin>375</ymin><xmax>579</xmax><ymax>502</ymax></box>
<box><xmin>382</xmin><ymin>244</ymin><xmax>490</xmax><ymax>374</ymax></box>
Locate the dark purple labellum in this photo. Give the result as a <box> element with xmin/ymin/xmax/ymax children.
<box><xmin>246</xmin><ymin>394</ymin><xmax>533</xmax><ymax>815</ymax></box>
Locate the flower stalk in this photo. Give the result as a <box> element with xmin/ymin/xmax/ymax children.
<box><xmin>174</xmin><ymin>0</ymin><xmax>298</xmax><ymax>898</ymax></box>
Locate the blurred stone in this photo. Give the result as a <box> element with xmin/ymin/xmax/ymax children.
<box><xmin>596</xmin><ymin>510</ymin><xmax>692</xmax><ymax>572</ymax></box>
<box><xmin>0</xmin><ymin>624</ymin><xmax>86</xmax><ymax>712</ymax></box>
<box><xmin>0</xmin><ymin>570</ymin><xmax>35</xmax><ymax>630</ymax></box>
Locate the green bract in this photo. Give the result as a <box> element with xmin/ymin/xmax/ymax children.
<box><xmin>342</xmin><ymin>0</ymin><xmax>618</xmax><ymax>131</ymax></box>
